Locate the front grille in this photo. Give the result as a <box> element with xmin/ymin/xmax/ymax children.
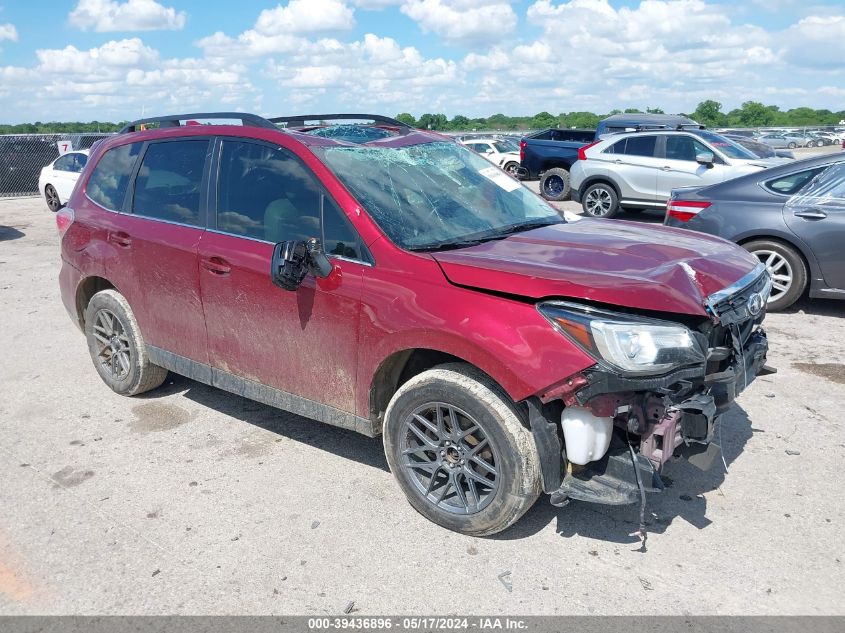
<box><xmin>705</xmin><ymin>263</ymin><xmax>771</xmax><ymax>327</ymax></box>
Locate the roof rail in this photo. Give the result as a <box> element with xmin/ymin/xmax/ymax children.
<box><xmin>118</xmin><ymin>112</ymin><xmax>278</xmax><ymax>134</ymax></box>
<box><xmin>269</xmin><ymin>113</ymin><xmax>411</xmax><ymax>133</ymax></box>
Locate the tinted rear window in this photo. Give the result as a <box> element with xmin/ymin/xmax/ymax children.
<box><xmin>132</xmin><ymin>140</ymin><xmax>208</xmax><ymax>226</ymax></box>
<box><xmin>86</xmin><ymin>143</ymin><xmax>141</xmax><ymax>210</ymax></box>
<box><xmin>606</xmin><ymin>135</ymin><xmax>657</xmax><ymax>157</ymax></box>
<box><xmin>765</xmin><ymin>166</ymin><xmax>830</xmax><ymax>196</ymax></box>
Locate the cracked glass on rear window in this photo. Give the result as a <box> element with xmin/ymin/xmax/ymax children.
<box><xmin>314</xmin><ymin>141</ymin><xmax>560</xmax><ymax>250</ymax></box>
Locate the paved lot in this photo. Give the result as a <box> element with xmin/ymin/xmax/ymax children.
<box><xmin>1</xmin><ymin>196</ymin><xmax>844</xmax><ymax>615</ymax></box>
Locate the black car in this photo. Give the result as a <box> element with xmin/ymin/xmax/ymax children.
<box><xmin>665</xmin><ymin>154</ymin><xmax>845</xmax><ymax>311</ymax></box>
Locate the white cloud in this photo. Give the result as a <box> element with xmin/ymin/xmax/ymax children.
<box><xmin>401</xmin><ymin>0</ymin><xmax>517</xmax><ymax>42</ymax></box>
<box><xmin>0</xmin><ymin>23</ymin><xmax>18</xmax><ymax>42</ymax></box>
<box><xmin>781</xmin><ymin>15</ymin><xmax>845</xmax><ymax>69</ymax></box>
<box><xmin>69</xmin><ymin>0</ymin><xmax>186</xmax><ymax>32</ymax></box>
<box><xmin>255</xmin><ymin>0</ymin><xmax>355</xmax><ymax>34</ymax></box>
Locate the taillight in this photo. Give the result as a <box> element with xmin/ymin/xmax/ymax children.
<box><xmin>578</xmin><ymin>140</ymin><xmax>601</xmax><ymax>161</ymax></box>
<box><xmin>519</xmin><ymin>140</ymin><xmax>526</xmax><ymax>163</ymax></box>
<box><xmin>666</xmin><ymin>199</ymin><xmax>710</xmax><ymax>222</ymax></box>
<box><xmin>56</xmin><ymin>207</ymin><xmax>75</xmax><ymax>237</ymax></box>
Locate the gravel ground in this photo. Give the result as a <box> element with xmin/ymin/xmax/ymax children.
<box><xmin>1</xmin><ymin>196</ymin><xmax>843</xmax><ymax>615</ymax></box>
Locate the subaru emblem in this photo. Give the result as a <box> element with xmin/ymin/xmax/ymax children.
<box><xmin>747</xmin><ymin>292</ymin><xmax>764</xmax><ymax>316</ymax></box>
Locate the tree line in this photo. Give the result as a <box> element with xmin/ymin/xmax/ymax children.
<box><xmin>2</xmin><ymin>102</ymin><xmax>843</xmax><ymax>134</ymax></box>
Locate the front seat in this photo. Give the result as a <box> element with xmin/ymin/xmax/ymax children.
<box><xmin>264</xmin><ymin>196</ymin><xmax>320</xmax><ymax>243</ymax></box>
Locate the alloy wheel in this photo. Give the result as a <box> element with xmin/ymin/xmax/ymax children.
<box><xmin>400</xmin><ymin>402</ymin><xmax>500</xmax><ymax>515</ymax></box>
<box><xmin>584</xmin><ymin>187</ymin><xmax>613</xmax><ymax>216</ymax></box>
<box><xmin>91</xmin><ymin>309</ymin><xmax>132</xmax><ymax>380</ymax></box>
<box><xmin>543</xmin><ymin>175</ymin><xmax>565</xmax><ymax>197</ymax></box>
<box><xmin>755</xmin><ymin>249</ymin><xmax>793</xmax><ymax>303</ymax></box>
<box><xmin>45</xmin><ymin>185</ymin><xmax>60</xmax><ymax>212</ymax></box>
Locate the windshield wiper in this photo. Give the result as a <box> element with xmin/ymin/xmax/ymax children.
<box><xmin>409</xmin><ymin>218</ymin><xmax>562</xmax><ymax>253</ymax></box>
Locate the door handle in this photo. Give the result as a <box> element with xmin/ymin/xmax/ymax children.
<box><xmin>793</xmin><ymin>209</ymin><xmax>827</xmax><ymax>220</ymax></box>
<box><xmin>661</xmin><ymin>166</ymin><xmax>672</xmax><ymax>171</ymax></box>
<box><xmin>201</xmin><ymin>257</ymin><xmax>232</xmax><ymax>275</ymax></box>
<box><xmin>108</xmin><ymin>231</ymin><xmax>131</xmax><ymax>247</ymax></box>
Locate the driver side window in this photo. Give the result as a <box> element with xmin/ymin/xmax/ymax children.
<box><xmin>215</xmin><ymin>140</ymin><xmax>365</xmax><ymax>260</ymax></box>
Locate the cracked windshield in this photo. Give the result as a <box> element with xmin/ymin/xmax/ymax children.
<box><xmin>315</xmin><ymin>141</ymin><xmax>562</xmax><ymax>251</ymax></box>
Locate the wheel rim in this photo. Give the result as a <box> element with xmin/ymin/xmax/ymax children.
<box><xmin>92</xmin><ymin>309</ymin><xmax>132</xmax><ymax>380</ymax></box>
<box><xmin>46</xmin><ymin>186</ymin><xmax>60</xmax><ymax>211</ymax></box>
<box><xmin>400</xmin><ymin>402</ymin><xmax>500</xmax><ymax>515</ymax></box>
<box><xmin>543</xmin><ymin>175</ymin><xmax>565</xmax><ymax>197</ymax></box>
<box><xmin>584</xmin><ymin>187</ymin><xmax>612</xmax><ymax>216</ymax></box>
<box><xmin>505</xmin><ymin>163</ymin><xmax>518</xmax><ymax>176</ymax></box>
<box><xmin>754</xmin><ymin>249</ymin><xmax>793</xmax><ymax>303</ymax></box>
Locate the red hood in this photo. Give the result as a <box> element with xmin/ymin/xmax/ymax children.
<box><xmin>432</xmin><ymin>219</ymin><xmax>759</xmax><ymax>316</ymax></box>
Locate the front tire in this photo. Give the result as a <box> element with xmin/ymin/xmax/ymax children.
<box><xmin>84</xmin><ymin>289</ymin><xmax>168</xmax><ymax>395</ymax></box>
<box><xmin>45</xmin><ymin>184</ymin><xmax>61</xmax><ymax>212</ymax></box>
<box><xmin>581</xmin><ymin>182</ymin><xmax>620</xmax><ymax>218</ymax></box>
<box><xmin>539</xmin><ymin>167</ymin><xmax>571</xmax><ymax>201</ymax></box>
<box><xmin>383</xmin><ymin>363</ymin><xmax>541</xmax><ymax>536</ymax></box>
<box><xmin>744</xmin><ymin>239</ymin><xmax>807</xmax><ymax>311</ymax></box>
<box><xmin>788</xmin><ymin>142</ymin><xmax>797</xmax><ymax>149</ymax></box>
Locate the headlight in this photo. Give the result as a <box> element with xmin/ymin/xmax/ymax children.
<box><xmin>538</xmin><ymin>301</ymin><xmax>706</xmax><ymax>376</ymax></box>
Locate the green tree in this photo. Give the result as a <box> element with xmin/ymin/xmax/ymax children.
<box><xmin>530</xmin><ymin>111</ymin><xmax>558</xmax><ymax>129</ymax></box>
<box><xmin>692</xmin><ymin>100</ymin><xmax>726</xmax><ymax>127</ymax></box>
<box><xmin>624</xmin><ymin>107</ymin><xmax>642</xmax><ymax>113</ymax></box>
<box><xmin>449</xmin><ymin>114</ymin><xmax>470</xmax><ymax>130</ymax></box>
<box><xmin>561</xmin><ymin>111</ymin><xmax>600</xmax><ymax>129</ymax></box>
<box><xmin>417</xmin><ymin>113</ymin><xmax>448</xmax><ymax>130</ymax></box>
<box><xmin>646</xmin><ymin>106</ymin><xmax>665</xmax><ymax>114</ymax></box>
<box><xmin>395</xmin><ymin>112</ymin><xmax>416</xmax><ymax>127</ymax></box>
<box><xmin>737</xmin><ymin>101</ymin><xmax>775</xmax><ymax>127</ymax></box>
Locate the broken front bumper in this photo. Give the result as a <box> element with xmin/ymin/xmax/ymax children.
<box><xmin>530</xmin><ymin>325</ymin><xmax>771</xmax><ymax>507</ymax></box>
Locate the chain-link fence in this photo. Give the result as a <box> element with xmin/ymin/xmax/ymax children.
<box><xmin>0</xmin><ymin>133</ymin><xmax>114</xmax><ymax>198</ymax></box>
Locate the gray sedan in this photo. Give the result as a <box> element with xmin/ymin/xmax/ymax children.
<box><xmin>757</xmin><ymin>134</ymin><xmax>801</xmax><ymax>149</ymax></box>
<box><xmin>664</xmin><ymin>154</ymin><xmax>845</xmax><ymax>311</ymax></box>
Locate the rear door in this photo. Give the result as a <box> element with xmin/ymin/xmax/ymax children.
<box><xmin>198</xmin><ymin>138</ymin><xmax>366</xmax><ymax>413</ymax></box>
<box><xmin>656</xmin><ymin>134</ymin><xmax>729</xmax><ymax>199</ymax></box>
<box><xmin>598</xmin><ymin>135</ymin><xmax>662</xmax><ymax>202</ymax></box>
<box><xmin>109</xmin><ymin>138</ymin><xmax>211</xmax><ymax>364</ymax></box>
<box><xmin>784</xmin><ymin>162</ymin><xmax>845</xmax><ymax>290</ymax></box>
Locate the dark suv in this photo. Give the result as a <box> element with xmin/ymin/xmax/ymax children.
<box><xmin>58</xmin><ymin>112</ymin><xmax>773</xmax><ymax>536</ymax></box>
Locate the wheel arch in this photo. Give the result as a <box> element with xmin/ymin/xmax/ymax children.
<box><xmin>578</xmin><ymin>176</ymin><xmax>621</xmax><ymax>199</ymax></box>
<box><xmin>735</xmin><ymin>231</ymin><xmax>819</xmax><ymax>281</ymax></box>
<box><xmin>75</xmin><ymin>276</ymin><xmax>118</xmax><ymax>327</ymax></box>
<box><xmin>539</xmin><ymin>159</ymin><xmax>573</xmax><ymax>173</ymax></box>
<box><xmin>367</xmin><ymin>348</ymin><xmax>522</xmax><ymax>432</ymax></box>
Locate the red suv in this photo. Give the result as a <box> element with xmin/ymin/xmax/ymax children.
<box><xmin>58</xmin><ymin>113</ymin><xmax>773</xmax><ymax>536</ymax></box>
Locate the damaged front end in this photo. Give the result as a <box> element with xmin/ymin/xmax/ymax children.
<box><xmin>529</xmin><ymin>263</ymin><xmax>774</xmax><ymax>511</ymax></box>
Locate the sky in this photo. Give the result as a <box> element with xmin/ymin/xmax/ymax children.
<box><xmin>0</xmin><ymin>0</ymin><xmax>844</xmax><ymax>123</ymax></box>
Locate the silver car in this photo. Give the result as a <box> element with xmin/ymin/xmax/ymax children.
<box><xmin>570</xmin><ymin>130</ymin><xmax>781</xmax><ymax>218</ymax></box>
<box><xmin>758</xmin><ymin>134</ymin><xmax>802</xmax><ymax>150</ymax></box>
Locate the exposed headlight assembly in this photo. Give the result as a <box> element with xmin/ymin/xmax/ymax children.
<box><xmin>538</xmin><ymin>301</ymin><xmax>706</xmax><ymax>376</ymax></box>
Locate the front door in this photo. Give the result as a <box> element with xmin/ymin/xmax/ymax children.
<box><xmin>198</xmin><ymin>138</ymin><xmax>366</xmax><ymax>413</ymax></box>
<box><xmin>784</xmin><ymin>162</ymin><xmax>845</xmax><ymax>290</ymax></box>
<box><xmin>656</xmin><ymin>134</ymin><xmax>727</xmax><ymax>199</ymax></box>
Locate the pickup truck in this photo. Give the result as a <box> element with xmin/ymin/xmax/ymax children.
<box><xmin>520</xmin><ymin>114</ymin><xmax>702</xmax><ymax>201</ymax></box>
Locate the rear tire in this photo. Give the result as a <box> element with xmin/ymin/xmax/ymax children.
<box><xmin>539</xmin><ymin>168</ymin><xmax>571</xmax><ymax>201</ymax></box>
<box><xmin>581</xmin><ymin>182</ymin><xmax>620</xmax><ymax>218</ymax></box>
<box><xmin>45</xmin><ymin>184</ymin><xmax>61</xmax><ymax>212</ymax></box>
<box><xmin>503</xmin><ymin>161</ymin><xmax>519</xmax><ymax>177</ymax></box>
<box><xmin>383</xmin><ymin>363</ymin><xmax>541</xmax><ymax>536</ymax></box>
<box><xmin>743</xmin><ymin>239</ymin><xmax>807</xmax><ymax>312</ymax></box>
<box><xmin>84</xmin><ymin>289</ymin><xmax>168</xmax><ymax>396</ymax></box>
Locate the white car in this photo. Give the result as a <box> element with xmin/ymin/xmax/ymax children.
<box><xmin>38</xmin><ymin>150</ymin><xmax>89</xmax><ymax>212</ymax></box>
<box><xmin>458</xmin><ymin>138</ymin><xmax>521</xmax><ymax>176</ymax></box>
<box><xmin>570</xmin><ymin>130</ymin><xmax>784</xmax><ymax>218</ymax></box>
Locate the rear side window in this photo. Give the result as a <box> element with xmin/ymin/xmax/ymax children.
<box><xmin>605</xmin><ymin>135</ymin><xmax>657</xmax><ymax>157</ymax></box>
<box><xmin>132</xmin><ymin>140</ymin><xmax>208</xmax><ymax>227</ymax></box>
<box><xmin>764</xmin><ymin>167</ymin><xmax>829</xmax><ymax>196</ymax></box>
<box><xmin>215</xmin><ymin>140</ymin><xmax>365</xmax><ymax>260</ymax></box>
<box><xmin>55</xmin><ymin>153</ymin><xmax>87</xmax><ymax>173</ymax></box>
<box><xmin>87</xmin><ymin>142</ymin><xmax>141</xmax><ymax>211</ymax></box>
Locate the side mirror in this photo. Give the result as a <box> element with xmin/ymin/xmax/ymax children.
<box><xmin>696</xmin><ymin>151</ymin><xmax>715</xmax><ymax>167</ymax></box>
<box><xmin>270</xmin><ymin>238</ymin><xmax>332</xmax><ymax>291</ymax></box>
